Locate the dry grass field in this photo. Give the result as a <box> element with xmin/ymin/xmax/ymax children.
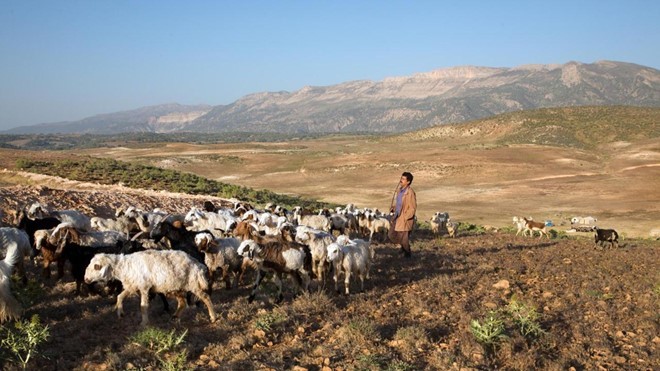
<box><xmin>71</xmin><ymin>111</ymin><xmax>660</xmax><ymax>238</ymax></box>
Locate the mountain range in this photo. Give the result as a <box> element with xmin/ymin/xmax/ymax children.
<box><xmin>5</xmin><ymin>60</ymin><xmax>659</xmax><ymax>135</ymax></box>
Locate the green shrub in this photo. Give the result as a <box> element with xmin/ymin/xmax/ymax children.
<box><xmin>253</xmin><ymin>309</ymin><xmax>288</xmax><ymax>332</ymax></box>
<box><xmin>506</xmin><ymin>297</ymin><xmax>546</xmax><ymax>339</ymax></box>
<box><xmin>469</xmin><ymin>311</ymin><xmax>507</xmax><ymax>348</ymax></box>
<box><xmin>0</xmin><ymin>314</ymin><xmax>50</xmax><ymax>369</ymax></box>
<box><xmin>130</xmin><ymin>327</ymin><xmax>187</xmax><ymax>355</ymax></box>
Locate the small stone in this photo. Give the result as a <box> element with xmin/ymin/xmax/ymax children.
<box><xmin>614</xmin><ymin>356</ymin><xmax>626</xmax><ymax>364</ymax></box>
<box><xmin>542</xmin><ymin>291</ymin><xmax>553</xmax><ymax>298</ymax></box>
<box><xmin>292</xmin><ymin>366</ymin><xmax>308</xmax><ymax>371</ymax></box>
<box><xmin>324</xmin><ymin>357</ymin><xmax>331</xmax><ymax>365</ymax></box>
<box><xmin>615</xmin><ymin>331</ymin><xmax>625</xmax><ymax>338</ymax></box>
<box><xmin>493</xmin><ymin>280</ymin><xmax>510</xmax><ymax>289</ymax></box>
<box><xmin>484</xmin><ymin>302</ymin><xmax>498</xmax><ymax>309</ymax></box>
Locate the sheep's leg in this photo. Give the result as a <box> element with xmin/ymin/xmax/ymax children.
<box><xmin>221</xmin><ymin>265</ymin><xmax>231</xmax><ymax>290</ymax></box>
<box><xmin>116</xmin><ymin>289</ymin><xmax>131</xmax><ymax>318</ymax></box>
<box><xmin>301</xmin><ymin>271</ymin><xmax>311</xmax><ymax>293</ymax></box>
<box><xmin>273</xmin><ymin>273</ymin><xmax>284</xmax><ymax>303</ymax></box>
<box><xmin>359</xmin><ymin>272</ymin><xmax>365</xmax><ymax>293</ymax></box>
<box><xmin>172</xmin><ymin>294</ymin><xmax>187</xmax><ymax>319</ymax></box>
<box><xmin>248</xmin><ymin>269</ymin><xmax>265</xmax><ymax>303</ymax></box>
<box><xmin>139</xmin><ymin>290</ymin><xmax>150</xmax><ymax>326</ymax></box>
<box><xmin>317</xmin><ymin>262</ymin><xmax>326</xmax><ymax>289</ymax></box>
<box><xmin>194</xmin><ymin>290</ymin><xmax>217</xmax><ymax>323</ymax></box>
<box><xmin>42</xmin><ymin>259</ymin><xmax>51</xmax><ymax>279</ymax></box>
<box><xmin>333</xmin><ymin>264</ymin><xmax>341</xmax><ymax>294</ymax></box>
<box><xmin>56</xmin><ymin>258</ymin><xmax>65</xmax><ymax>279</ymax></box>
<box><xmin>344</xmin><ymin>270</ymin><xmax>351</xmax><ymax>295</ymax></box>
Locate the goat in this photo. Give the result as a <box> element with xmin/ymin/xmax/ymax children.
<box><xmin>512</xmin><ymin>216</ymin><xmax>529</xmax><ymax>237</ymax></box>
<box><xmin>523</xmin><ymin>217</ymin><xmax>550</xmax><ymax>239</ymax></box>
<box><xmin>593</xmin><ymin>227</ymin><xmax>619</xmax><ymax>249</ymax></box>
<box><xmin>149</xmin><ymin>219</ymin><xmax>205</xmax><ymax>264</ymax></box>
<box><xmin>194</xmin><ymin>232</ymin><xmax>244</xmax><ymax>290</ymax></box>
<box><xmin>84</xmin><ymin>250</ymin><xmax>217</xmax><ymax>325</ymax></box>
<box><xmin>237</xmin><ymin>238</ymin><xmax>311</xmax><ymax>303</ymax></box>
<box><xmin>13</xmin><ymin>207</ymin><xmax>60</xmax><ymax>255</ymax></box>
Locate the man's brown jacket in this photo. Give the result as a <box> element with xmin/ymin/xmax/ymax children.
<box><xmin>390</xmin><ymin>186</ymin><xmax>417</xmax><ymax>232</ymax></box>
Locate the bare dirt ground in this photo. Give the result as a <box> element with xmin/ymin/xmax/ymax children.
<box><xmin>0</xmin><ymin>182</ymin><xmax>658</xmax><ymax>370</ymax></box>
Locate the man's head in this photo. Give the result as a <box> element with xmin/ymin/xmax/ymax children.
<box><xmin>400</xmin><ymin>172</ymin><xmax>413</xmax><ymax>187</ymax></box>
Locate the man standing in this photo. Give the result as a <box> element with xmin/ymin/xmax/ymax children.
<box><xmin>388</xmin><ymin>172</ymin><xmax>417</xmax><ymax>258</ymax></box>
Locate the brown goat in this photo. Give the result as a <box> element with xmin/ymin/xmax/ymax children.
<box><xmin>523</xmin><ymin>218</ymin><xmax>549</xmax><ymax>239</ymax></box>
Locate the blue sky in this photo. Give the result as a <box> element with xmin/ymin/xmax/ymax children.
<box><xmin>1</xmin><ymin>0</ymin><xmax>658</xmax><ymax>130</ymax></box>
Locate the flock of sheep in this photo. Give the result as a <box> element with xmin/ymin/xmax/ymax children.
<box><xmin>0</xmin><ymin>200</ymin><xmax>405</xmax><ymax>324</ymax></box>
<box><xmin>0</xmin><ymin>198</ymin><xmax>621</xmax><ymax>325</ymax></box>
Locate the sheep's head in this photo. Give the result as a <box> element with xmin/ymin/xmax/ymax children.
<box><xmin>195</xmin><ymin>232</ymin><xmax>214</xmax><ymax>252</ymax></box>
<box><xmin>84</xmin><ymin>254</ymin><xmax>114</xmax><ymax>284</ymax></box>
<box><xmin>326</xmin><ymin>243</ymin><xmax>342</xmax><ymax>262</ymax></box>
<box><xmin>237</xmin><ymin>240</ymin><xmax>259</xmax><ymax>260</ymax></box>
<box><xmin>336</xmin><ymin>235</ymin><xmax>350</xmax><ymax>246</ymax></box>
<box><xmin>27</xmin><ymin>202</ymin><xmax>49</xmax><ymax>219</ymax></box>
<box><xmin>150</xmin><ymin>217</ymin><xmax>177</xmax><ymax>242</ymax></box>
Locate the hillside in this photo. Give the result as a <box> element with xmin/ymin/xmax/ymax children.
<box><xmin>4</xmin><ymin>61</ymin><xmax>659</xmax><ymax>135</ymax></box>
<box><xmin>401</xmin><ymin>106</ymin><xmax>660</xmax><ymax>149</ymax></box>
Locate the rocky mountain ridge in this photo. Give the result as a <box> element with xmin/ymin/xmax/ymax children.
<box><xmin>5</xmin><ymin>60</ymin><xmax>659</xmax><ymax>135</ymax></box>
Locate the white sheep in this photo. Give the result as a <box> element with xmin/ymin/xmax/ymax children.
<box><xmin>0</xmin><ymin>228</ymin><xmax>32</xmax><ymax>284</ymax></box>
<box><xmin>0</xmin><ymin>229</ymin><xmax>32</xmax><ymax>322</ymax></box>
<box><xmin>294</xmin><ymin>211</ymin><xmax>331</xmax><ymax>232</ymax></box>
<box><xmin>512</xmin><ymin>216</ymin><xmax>530</xmax><ymax>237</ymax></box>
<box><xmin>326</xmin><ymin>241</ymin><xmax>370</xmax><ymax>295</ymax></box>
<box><xmin>28</xmin><ymin>202</ymin><xmax>93</xmax><ymax>231</ymax></box>
<box><xmin>90</xmin><ymin>214</ymin><xmax>147</xmax><ymax>237</ymax></box>
<box><xmin>84</xmin><ymin>250</ymin><xmax>217</xmax><ymax>325</ymax></box>
<box><xmin>336</xmin><ymin>235</ymin><xmax>373</xmax><ymax>279</ymax></box>
<box><xmin>185</xmin><ymin>208</ymin><xmax>238</xmax><ymax>237</ymax></box>
<box><xmin>367</xmin><ymin>215</ymin><xmax>390</xmax><ymax>242</ymax></box>
<box><xmin>430</xmin><ymin>212</ymin><xmax>449</xmax><ymax>235</ymax></box>
<box><xmin>49</xmin><ymin>223</ymin><xmax>127</xmax><ymax>248</ymax></box>
<box><xmin>294</xmin><ymin>228</ymin><xmax>335</xmax><ymax>285</ymax></box>
<box><xmin>446</xmin><ymin>219</ymin><xmax>460</xmax><ymax>238</ymax></box>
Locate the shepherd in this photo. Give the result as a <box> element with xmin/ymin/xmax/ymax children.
<box><xmin>388</xmin><ymin>172</ymin><xmax>417</xmax><ymax>258</ymax></box>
